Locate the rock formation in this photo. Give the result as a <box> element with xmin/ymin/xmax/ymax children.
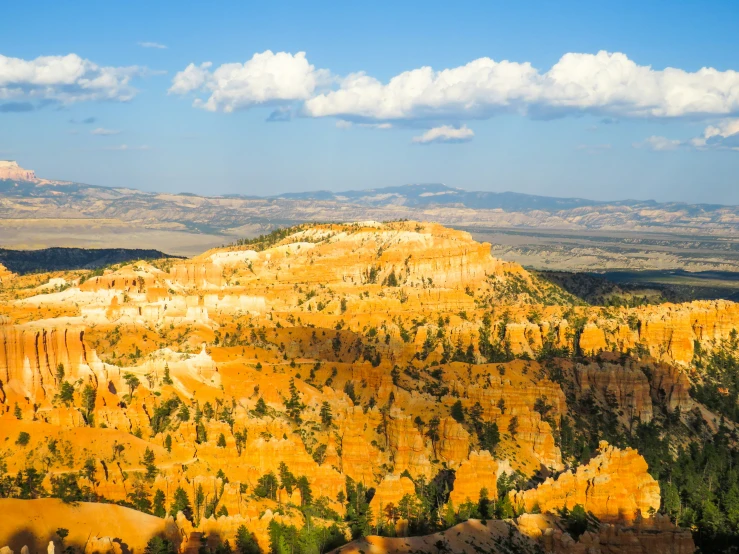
<box><xmin>0</xmin><ymin>161</ymin><xmax>36</xmax><ymax>181</ymax></box>
<box><xmin>510</xmin><ymin>442</ymin><xmax>661</xmax><ymax>521</ymax></box>
<box><xmin>0</xmin><ymin>221</ymin><xmax>712</xmax><ymax>553</ymax></box>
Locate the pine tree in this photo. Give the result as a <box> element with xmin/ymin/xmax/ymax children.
<box><xmin>508</xmin><ymin>416</ymin><xmax>519</xmax><ymax>437</ymax></box>
<box><xmin>178</xmin><ymin>404</ymin><xmax>190</xmax><ymax>421</ymax></box>
<box><xmin>144</xmin><ymin>536</ymin><xmax>174</xmax><ymax>554</ymax></box>
<box><xmin>479</xmin><ymin>422</ymin><xmax>500</xmax><ymax>452</ymax></box>
<box><xmin>477</xmin><ymin>488</ymin><xmax>491</xmax><ymax>521</ymax></box>
<box><xmin>194</xmin><ymin>483</ymin><xmax>205</xmax><ymax>525</ymax></box>
<box><xmin>235</xmin><ymin>525</ymin><xmax>260</xmax><ymax>554</ymax></box>
<box><xmin>254</xmin><ymin>397</ymin><xmax>268</xmax><ymax>417</ymax></box>
<box><xmin>450</xmin><ymin>400</ymin><xmax>465</xmax><ymax>423</ymax></box>
<box><xmin>278</xmin><ymin>462</ymin><xmax>297</xmax><ymax>495</ymax></box>
<box><xmin>153</xmin><ymin>489</ymin><xmax>166</xmax><ymax>517</ymax></box>
<box><xmin>296</xmin><ymin>475</ymin><xmax>312</xmax><ymax>506</ymax></box>
<box><xmin>170</xmin><ymin>486</ymin><xmax>193</xmax><ymax>521</ymax></box>
<box><xmin>234</xmin><ymin>429</ymin><xmax>247</xmax><ymax>455</ymax></box>
<box><xmin>254</xmin><ymin>472</ymin><xmax>278</xmax><ymax>500</ymax></box>
<box><xmin>82</xmin><ymin>384</ymin><xmax>97</xmax><ymax>423</ymax></box>
<box><xmin>162</xmin><ymin>363</ymin><xmax>173</xmax><ymax>385</ymax></box>
<box><xmin>123</xmin><ymin>372</ymin><xmax>140</xmax><ymax>398</ymax></box>
<box><xmin>143</xmin><ymin>447</ymin><xmax>157</xmax><ymax>480</ymax></box>
<box><xmin>320</xmin><ymin>401</ymin><xmax>333</xmax><ymax>427</ymax></box>
<box><xmin>127</xmin><ymin>480</ymin><xmax>152</xmax><ymax>513</ymax></box>
<box><xmin>58</xmin><ymin>381</ymin><xmax>75</xmax><ymax>407</ymax></box>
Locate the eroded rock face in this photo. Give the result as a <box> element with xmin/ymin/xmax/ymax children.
<box><xmin>449</xmin><ymin>451</ymin><xmax>503</xmax><ymax>506</ymax></box>
<box><xmin>0</xmin><ymin>161</ymin><xmax>36</xmax><ymax>181</ymax></box>
<box><xmin>0</xmin><ymin>221</ymin><xmax>707</xmax><ymax>551</ymax></box>
<box><xmin>0</xmin><ymin>324</ymin><xmax>92</xmax><ymax>403</ymax></box>
<box><xmin>0</xmin><ymin>264</ymin><xmax>14</xmax><ymax>287</ymax></box>
<box><xmin>510</xmin><ymin>442</ymin><xmax>660</xmax><ymax>522</ymax></box>
<box><xmin>369</xmin><ymin>475</ymin><xmax>417</xmax><ymax>524</ymax></box>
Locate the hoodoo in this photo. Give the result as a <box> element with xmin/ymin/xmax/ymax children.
<box><xmin>0</xmin><ymin>221</ymin><xmax>728</xmax><ymax>554</ymax></box>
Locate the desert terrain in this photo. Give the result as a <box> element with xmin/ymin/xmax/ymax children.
<box><xmin>5</xmin><ymin>162</ymin><xmax>739</xmax><ymax>275</ymax></box>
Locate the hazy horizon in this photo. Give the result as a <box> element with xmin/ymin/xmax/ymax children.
<box><xmin>3</xmin><ymin>1</ymin><xmax>739</xmax><ymax>203</ymax></box>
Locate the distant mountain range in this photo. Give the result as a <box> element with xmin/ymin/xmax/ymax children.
<box><xmin>274</xmin><ymin>182</ymin><xmax>727</xmax><ymax>214</ymax></box>
<box><xmin>1</xmin><ymin>163</ymin><xmax>738</xmax><ymax>237</ymax></box>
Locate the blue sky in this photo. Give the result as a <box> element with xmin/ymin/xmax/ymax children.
<box><xmin>2</xmin><ymin>0</ymin><xmax>739</xmax><ymax>203</ymax></box>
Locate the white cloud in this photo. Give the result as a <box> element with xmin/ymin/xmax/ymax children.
<box><xmin>336</xmin><ymin>119</ymin><xmax>392</xmax><ymax>130</ymax></box>
<box><xmin>138</xmin><ymin>42</ymin><xmax>167</xmax><ymax>49</ymax></box>
<box><xmin>169</xmin><ymin>51</ymin><xmax>330</xmax><ymax>112</ymax></box>
<box><xmin>304</xmin><ymin>50</ymin><xmax>739</xmax><ymax>122</ymax></box>
<box><xmin>633</xmin><ymin>135</ymin><xmax>683</xmax><ymax>151</ymax></box>
<box><xmin>634</xmin><ymin>119</ymin><xmax>739</xmax><ymax>152</ymax></box>
<box><xmin>91</xmin><ymin>127</ymin><xmax>120</xmax><ymax>136</ymax></box>
<box><xmin>171</xmin><ymin>48</ymin><xmax>739</xmax><ymax>151</ymax></box>
<box><xmin>168</xmin><ymin>62</ymin><xmax>212</xmax><ymax>95</ymax></box>
<box><xmin>690</xmin><ymin>118</ymin><xmax>739</xmax><ymax>150</ymax></box>
<box><xmin>0</xmin><ymin>53</ymin><xmax>142</xmax><ymax>103</ymax></box>
<box><xmin>412</xmin><ymin>125</ymin><xmax>474</xmax><ymax>144</ymax></box>
<box><xmin>103</xmin><ymin>144</ymin><xmax>149</xmax><ymax>151</ymax></box>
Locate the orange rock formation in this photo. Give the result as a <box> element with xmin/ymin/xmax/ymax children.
<box><xmin>0</xmin><ymin>221</ymin><xmax>712</xmax><ymax>552</ymax></box>
<box><xmin>510</xmin><ymin>442</ymin><xmax>660</xmax><ymax>522</ymax></box>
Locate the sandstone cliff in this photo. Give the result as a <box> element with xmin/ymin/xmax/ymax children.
<box><xmin>0</xmin><ymin>161</ymin><xmax>36</xmax><ymax>181</ymax></box>
<box><xmin>510</xmin><ymin>442</ymin><xmax>660</xmax><ymax>522</ymax></box>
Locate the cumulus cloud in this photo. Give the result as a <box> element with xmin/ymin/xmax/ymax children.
<box><xmin>412</xmin><ymin>125</ymin><xmax>474</xmax><ymax>144</ymax></box>
<box><xmin>633</xmin><ymin>135</ymin><xmax>683</xmax><ymax>151</ymax></box>
<box><xmin>0</xmin><ymin>53</ymin><xmax>142</xmax><ymax>103</ymax></box>
<box><xmin>171</xmin><ymin>48</ymin><xmax>739</xmax><ymax>157</ymax></box>
<box><xmin>634</xmin><ymin>119</ymin><xmax>739</xmax><ymax>152</ymax></box>
<box><xmin>335</xmin><ymin>119</ymin><xmax>392</xmax><ymax>130</ymax></box>
<box><xmin>304</xmin><ymin>51</ymin><xmax>739</xmax><ymax>122</ymax></box>
<box><xmin>690</xmin><ymin>119</ymin><xmax>739</xmax><ymax>150</ymax></box>
<box><xmin>138</xmin><ymin>42</ymin><xmax>167</xmax><ymax>49</ymax></box>
<box><xmin>91</xmin><ymin>127</ymin><xmax>120</xmax><ymax>136</ymax></box>
<box><xmin>169</xmin><ymin>51</ymin><xmax>330</xmax><ymax>112</ymax></box>
<box><xmin>169</xmin><ymin>62</ymin><xmax>212</xmax><ymax>95</ymax></box>
<box><xmin>360</xmin><ymin>122</ymin><xmax>392</xmax><ymax>129</ymax></box>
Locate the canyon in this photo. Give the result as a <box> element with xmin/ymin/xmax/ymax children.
<box><xmin>1</xmin><ymin>221</ymin><xmax>736</xmax><ymax>553</ymax></box>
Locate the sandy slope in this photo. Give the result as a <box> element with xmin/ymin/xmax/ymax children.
<box><xmin>0</xmin><ymin>499</ymin><xmax>178</xmax><ymax>553</ymax></box>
